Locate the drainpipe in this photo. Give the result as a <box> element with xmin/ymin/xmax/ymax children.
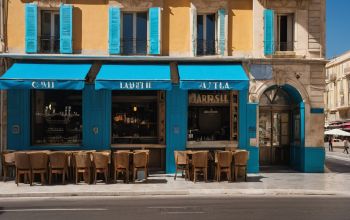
<box><xmin>0</xmin><ymin>0</ymin><xmax>3</xmax><ymax>52</ymax></box>
<box><xmin>0</xmin><ymin>0</ymin><xmax>3</xmax><ymax>157</ymax></box>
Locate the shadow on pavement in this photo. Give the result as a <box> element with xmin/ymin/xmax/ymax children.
<box><xmin>259</xmin><ymin>166</ymin><xmax>298</xmax><ymax>173</ymax></box>
<box><xmin>325</xmin><ymin>158</ymin><xmax>350</xmax><ymax>173</ymax></box>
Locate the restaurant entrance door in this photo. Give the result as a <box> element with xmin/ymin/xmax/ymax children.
<box><xmin>259</xmin><ymin>87</ymin><xmax>293</xmax><ymax>166</ymax></box>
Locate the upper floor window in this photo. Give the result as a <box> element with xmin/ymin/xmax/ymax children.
<box><xmin>122</xmin><ymin>12</ymin><xmax>147</xmax><ymax>55</ymax></box>
<box><xmin>40</xmin><ymin>10</ymin><xmax>60</xmax><ymax>53</ymax></box>
<box><xmin>197</xmin><ymin>14</ymin><xmax>216</xmax><ymax>56</ymax></box>
<box><xmin>276</xmin><ymin>14</ymin><xmax>294</xmax><ymax>52</ymax></box>
<box><xmin>25</xmin><ymin>4</ymin><xmax>72</xmax><ymax>54</ymax></box>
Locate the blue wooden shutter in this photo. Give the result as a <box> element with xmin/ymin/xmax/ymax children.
<box><xmin>60</xmin><ymin>4</ymin><xmax>73</xmax><ymax>54</ymax></box>
<box><xmin>25</xmin><ymin>3</ymin><xmax>38</xmax><ymax>53</ymax></box>
<box><xmin>149</xmin><ymin>7</ymin><xmax>161</xmax><ymax>55</ymax></box>
<box><xmin>7</xmin><ymin>90</ymin><xmax>30</xmax><ymax>150</ymax></box>
<box><xmin>109</xmin><ymin>7</ymin><xmax>121</xmax><ymax>54</ymax></box>
<box><xmin>264</xmin><ymin>9</ymin><xmax>275</xmax><ymax>56</ymax></box>
<box><xmin>218</xmin><ymin>9</ymin><xmax>226</xmax><ymax>56</ymax></box>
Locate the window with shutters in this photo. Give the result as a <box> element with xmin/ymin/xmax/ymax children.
<box><xmin>196</xmin><ymin>14</ymin><xmax>217</xmax><ymax>56</ymax></box>
<box><xmin>39</xmin><ymin>10</ymin><xmax>60</xmax><ymax>53</ymax></box>
<box><xmin>121</xmin><ymin>12</ymin><xmax>148</xmax><ymax>55</ymax></box>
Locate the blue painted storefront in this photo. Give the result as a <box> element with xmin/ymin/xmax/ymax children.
<box><xmin>4</xmin><ymin>64</ymin><xmax>324</xmax><ymax>174</ymax></box>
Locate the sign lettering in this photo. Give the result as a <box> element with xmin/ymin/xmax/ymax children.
<box><xmin>189</xmin><ymin>93</ymin><xmax>229</xmax><ymax>104</ymax></box>
<box><xmin>31</xmin><ymin>81</ymin><xmax>55</xmax><ymax>89</ymax></box>
<box><xmin>199</xmin><ymin>81</ymin><xmax>231</xmax><ymax>90</ymax></box>
<box><xmin>119</xmin><ymin>81</ymin><xmax>152</xmax><ymax>89</ymax></box>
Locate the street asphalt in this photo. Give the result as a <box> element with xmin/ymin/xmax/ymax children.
<box><xmin>0</xmin><ymin>196</ymin><xmax>349</xmax><ymax>220</ymax></box>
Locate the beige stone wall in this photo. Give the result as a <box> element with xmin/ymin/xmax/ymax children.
<box><xmin>250</xmin><ymin>60</ymin><xmax>326</xmax><ymax>148</ymax></box>
<box><xmin>325</xmin><ymin>51</ymin><xmax>350</xmax><ymax>124</ymax></box>
<box><xmin>253</xmin><ymin>0</ymin><xmax>326</xmax><ymax>59</ymax></box>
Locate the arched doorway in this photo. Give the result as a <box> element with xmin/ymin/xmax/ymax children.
<box><xmin>259</xmin><ymin>86</ymin><xmax>300</xmax><ymax>166</ymax></box>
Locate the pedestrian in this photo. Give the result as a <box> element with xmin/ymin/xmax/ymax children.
<box><xmin>329</xmin><ymin>136</ymin><xmax>333</xmax><ymax>152</ymax></box>
<box><xmin>344</xmin><ymin>138</ymin><xmax>349</xmax><ymax>154</ymax></box>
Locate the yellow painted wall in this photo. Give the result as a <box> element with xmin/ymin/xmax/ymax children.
<box><xmin>6</xmin><ymin>0</ymin><xmax>252</xmax><ymax>55</ymax></box>
<box><xmin>67</xmin><ymin>0</ymin><xmax>108</xmax><ymax>54</ymax></box>
<box><xmin>7</xmin><ymin>0</ymin><xmax>25</xmax><ymax>52</ymax></box>
<box><xmin>229</xmin><ymin>0</ymin><xmax>253</xmax><ymax>54</ymax></box>
<box><xmin>162</xmin><ymin>0</ymin><xmax>191</xmax><ymax>56</ymax></box>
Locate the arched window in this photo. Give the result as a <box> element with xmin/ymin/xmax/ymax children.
<box><xmin>260</xmin><ymin>87</ymin><xmax>291</xmax><ymax>106</ymax></box>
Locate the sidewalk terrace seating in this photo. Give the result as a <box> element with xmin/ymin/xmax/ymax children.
<box><xmin>233</xmin><ymin>150</ymin><xmax>249</xmax><ymax>182</ymax></box>
<box><xmin>14</xmin><ymin>152</ymin><xmax>32</xmax><ymax>186</ymax></box>
<box><xmin>192</xmin><ymin>151</ymin><xmax>209</xmax><ymax>182</ymax></box>
<box><xmin>92</xmin><ymin>152</ymin><xmax>110</xmax><ymax>184</ymax></box>
<box><xmin>113</xmin><ymin>151</ymin><xmax>131</xmax><ymax>183</ymax></box>
<box><xmin>133</xmin><ymin>150</ymin><xmax>149</xmax><ymax>182</ymax></box>
<box><xmin>49</xmin><ymin>152</ymin><xmax>68</xmax><ymax>185</ymax></box>
<box><xmin>215</xmin><ymin>151</ymin><xmax>233</xmax><ymax>182</ymax></box>
<box><xmin>1</xmin><ymin>151</ymin><xmax>15</xmax><ymax>182</ymax></box>
<box><xmin>7</xmin><ymin>149</ymin><xmax>249</xmax><ymax>186</ymax></box>
<box><xmin>174</xmin><ymin>150</ymin><xmax>189</xmax><ymax>180</ymax></box>
<box><xmin>174</xmin><ymin>149</ymin><xmax>249</xmax><ymax>183</ymax></box>
<box><xmin>74</xmin><ymin>152</ymin><xmax>92</xmax><ymax>184</ymax></box>
<box><xmin>29</xmin><ymin>152</ymin><xmax>49</xmax><ymax>186</ymax></box>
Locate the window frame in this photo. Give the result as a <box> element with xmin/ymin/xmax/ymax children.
<box><xmin>196</xmin><ymin>13</ymin><xmax>218</xmax><ymax>56</ymax></box>
<box><xmin>38</xmin><ymin>8</ymin><xmax>60</xmax><ymax>54</ymax></box>
<box><xmin>187</xmin><ymin>90</ymin><xmax>238</xmax><ymax>143</ymax></box>
<box><xmin>111</xmin><ymin>91</ymin><xmax>166</xmax><ymax>146</ymax></box>
<box><xmin>30</xmin><ymin>90</ymin><xmax>83</xmax><ymax>146</ymax></box>
<box><xmin>120</xmin><ymin>11</ymin><xmax>149</xmax><ymax>55</ymax></box>
<box><xmin>274</xmin><ymin>12</ymin><xmax>295</xmax><ymax>52</ymax></box>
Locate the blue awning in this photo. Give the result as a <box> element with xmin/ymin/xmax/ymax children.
<box><xmin>95</xmin><ymin>64</ymin><xmax>172</xmax><ymax>90</ymax></box>
<box><xmin>178</xmin><ymin>64</ymin><xmax>249</xmax><ymax>90</ymax></box>
<box><xmin>0</xmin><ymin>63</ymin><xmax>91</xmax><ymax>90</ymax></box>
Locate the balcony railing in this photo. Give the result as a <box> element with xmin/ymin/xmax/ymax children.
<box><xmin>121</xmin><ymin>38</ymin><xmax>148</xmax><ymax>55</ymax></box>
<box><xmin>39</xmin><ymin>36</ymin><xmax>60</xmax><ymax>54</ymax></box>
<box><xmin>195</xmin><ymin>39</ymin><xmax>218</xmax><ymax>56</ymax></box>
<box><xmin>275</xmin><ymin>41</ymin><xmax>295</xmax><ymax>52</ymax></box>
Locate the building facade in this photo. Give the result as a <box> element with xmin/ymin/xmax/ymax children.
<box><xmin>325</xmin><ymin>51</ymin><xmax>350</xmax><ymax>129</ymax></box>
<box><xmin>0</xmin><ymin>0</ymin><xmax>326</xmax><ymax>173</ymax></box>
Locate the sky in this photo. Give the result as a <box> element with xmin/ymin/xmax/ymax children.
<box><xmin>326</xmin><ymin>0</ymin><xmax>350</xmax><ymax>59</ymax></box>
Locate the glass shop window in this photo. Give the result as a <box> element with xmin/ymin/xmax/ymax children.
<box><xmin>122</xmin><ymin>12</ymin><xmax>148</xmax><ymax>55</ymax></box>
<box><xmin>188</xmin><ymin>91</ymin><xmax>238</xmax><ymax>142</ymax></box>
<box><xmin>31</xmin><ymin>90</ymin><xmax>82</xmax><ymax>145</ymax></box>
<box><xmin>112</xmin><ymin>91</ymin><xmax>165</xmax><ymax>144</ymax></box>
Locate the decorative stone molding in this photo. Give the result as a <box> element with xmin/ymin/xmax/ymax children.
<box><xmin>261</xmin><ymin>0</ymin><xmax>307</xmax><ymax>10</ymax></box>
<box><xmin>37</xmin><ymin>0</ymin><xmax>62</xmax><ymax>7</ymax></box>
<box><xmin>192</xmin><ymin>0</ymin><xmax>227</xmax><ymax>12</ymax></box>
<box><xmin>110</xmin><ymin>0</ymin><xmax>163</xmax><ymax>8</ymax></box>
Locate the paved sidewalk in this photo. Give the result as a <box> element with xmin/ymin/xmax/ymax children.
<box><xmin>1</xmin><ymin>146</ymin><xmax>350</xmax><ymax>198</ymax></box>
<box><xmin>325</xmin><ymin>145</ymin><xmax>350</xmax><ymax>161</ymax></box>
<box><xmin>1</xmin><ymin>170</ymin><xmax>350</xmax><ymax>198</ymax></box>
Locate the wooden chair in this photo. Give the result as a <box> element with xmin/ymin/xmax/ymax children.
<box><xmin>92</xmin><ymin>152</ymin><xmax>109</xmax><ymax>184</ymax></box>
<box><xmin>14</xmin><ymin>152</ymin><xmax>32</xmax><ymax>186</ymax></box>
<box><xmin>29</xmin><ymin>152</ymin><xmax>49</xmax><ymax>186</ymax></box>
<box><xmin>113</xmin><ymin>151</ymin><xmax>130</xmax><ymax>183</ymax></box>
<box><xmin>192</xmin><ymin>151</ymin><xmax>208</xmax><ymax>182</ymax></box>
<box><xmin>49</xmin><ymin>152</ymin><xmax>68</xmax><ymax>185</ymax></box>
<box><xmin>174</xmin><ymin>150</ymin><xmax>189</xmax><ymax>180</ymax></box>
<box><xmin>233</xmin><ymin>151</ymin><xmax>249</xmax><ymax>182</ymax></box>
<box><xmin>215</xmin><ymin>151</ymin><xmax>232</xmax><ymax>182</ymax></box>
<box><xmin>134</xmin><ymin>150</ymin><xmax>150</xmax><ymax>177</ymax></box>
<box><xmin>1</xmin><ymin>152</ymin><xmax>15</xmax><ymax>182</ymax></box>
<box><xmin>133</xmin><ymin>151</ymin><xmax>149</xmax><ymax>182</ymax></box>
<box><xmin>74</xmin><ymin>152</ymin><xmax>92</xmax><ymax>184</ymax></box>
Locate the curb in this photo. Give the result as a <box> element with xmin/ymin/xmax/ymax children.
<box><xmin>0</xmin><ymin>189</ymin><xmax>343</xmax><ymax>198</ymax></box>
